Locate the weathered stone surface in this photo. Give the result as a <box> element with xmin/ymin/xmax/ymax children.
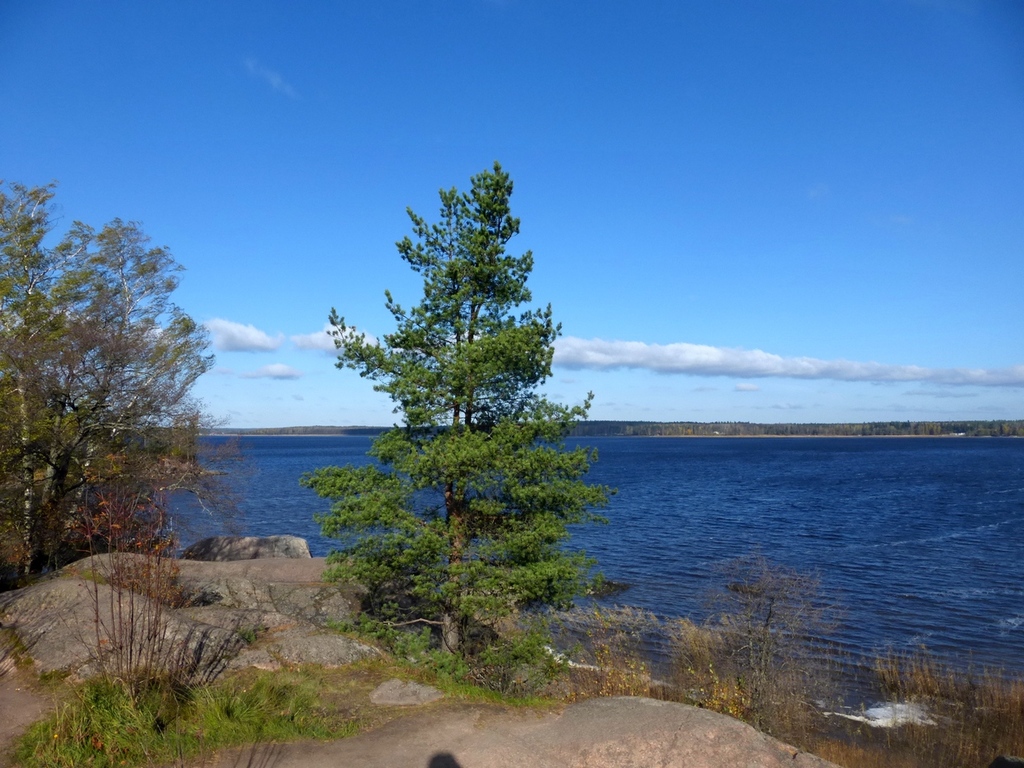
<box><xmin>224</xmin><ymin>625</ymin><xmax>379</xmax><ymax>672</ymax></box>
<box><xmin>0</xmin><ymin>576</ymin><xmax>241</xmax><ymax>679</ymax></box>
<box><xmin>179</xmin><ymin>605</ymin><xmax>296</xmax><ymax>635</ymax></box>
<box><xmin>266</xmin><ymin>627</ymin><xmax>378</xmax><ymax>667</ymax></box>
<box><xmin>172</xmin><ymin>557</ymin><xmax>361</xmax><ymax>627</ymax></box>
<box><xmin>0</xmin><ymin>553</ymin><xmax>365</xmax><ymax>679</ymax></box>
<box><xmin>369</xmin><ymin>678</ymin><xmax>443</xmax><ymax>706</ymax></box>
<box><xmin>211</xmin><ymin>696</ymin><xmax>841</xmax><ymax>768</ymax></box>
<box><xmin>181</xmin><ymin>535</ymin><xmax>311</xmax><ymax>561</ymax></box>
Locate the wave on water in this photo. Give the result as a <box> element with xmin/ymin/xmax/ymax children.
<box><xmin>857</xmin><ymin>518</ymin><xmax>1018</xmax><ymax>549</ymax></box>
<box><xmin>998</xmin><ymin>616</ymin><xmax>1024</xmax><ymax>633</ymax></box>
<box><xmin>826</xmin><ymin>702</ymin><xmax>936</xmax><ymax>728</ymax></box>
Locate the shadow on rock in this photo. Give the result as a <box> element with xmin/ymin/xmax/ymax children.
<box><xmin>428</xmin><ymin>753</ymin><xmax>463</xmax><ymax>768</ymax></box>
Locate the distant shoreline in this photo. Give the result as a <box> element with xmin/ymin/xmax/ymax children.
<box><xmin>205</xmin><ymin>419</ymin><xmax>1024</xmax><ymax>439</ymax></box>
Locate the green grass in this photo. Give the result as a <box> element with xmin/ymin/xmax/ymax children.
<box><xmin>15</xmin><ymin>668</ymin><xmax>359</xmax><ymax>768</ymax></box>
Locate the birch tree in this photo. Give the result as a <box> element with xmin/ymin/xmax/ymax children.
<box><xmin>0</xmin><ymin>182</ymin><xmax>212</xmax><ymax>573</ymax></box>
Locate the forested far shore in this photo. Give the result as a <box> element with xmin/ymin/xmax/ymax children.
<box><xmin>206</xmin><ymin>425</ymin><xmax>387</xmax><ymax>436</ymax></box>
<box><xmin>205</xmin><ymin>420</ymin><xmax>1024</xmax><ymax>438</ymax></box>
<box><xmin>572</xmin><ymin>420</ymin><xmax>1024</xmax><ymax>437</ymax></box>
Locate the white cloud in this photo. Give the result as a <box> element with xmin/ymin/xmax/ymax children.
<box><xmin>291</xmin><ymin>324</ymin><xmax>378</xmax><ymax>353</ymax></box>
<box><xmin>205</xmin><ymin>318</ymin><xmax>284</xmax><ymax>352</ymax></box>
<box><xmin>553</xmin><ymin>337</ymin><xmax>1024</xmax><ymax>387</ymax></box>
<box><xmin>291</xmin><ymin>324</ymin><xmax>336</xmax><ymax>352</ymax></box>
<box><xmin>735</xmin><ymin>383</ymin><xmax>760</xmax><ymax>392</ymax></box>
<box><xmin>244</xmin><ymin>58</ymin><xmax>299</xmax><ymax>98</ymax></box>
<box><xmin>240</xmin><ymin>364</ymin><xmax>303</xmax><ymax>380</ymax></box>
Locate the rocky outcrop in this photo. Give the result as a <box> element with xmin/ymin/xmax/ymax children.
<box><xmin>212</xmin><ymin>696</ymin><xmax>841</xmax><ymax>768</ymax></box>
<box><xmin>0</xmin><ymin>553</ymin><xmax>374</xmax><ymax>679</ymax></box>
<box><xmin>181</xmin><ymin>535</ymin><xmax>311</xmax><ymax>561</ymax></box>
<box><xmin>370</xmin><ymin>679</ymin><xmax>444</xmax><ymax>706</ymax></box>
<box><xmin>172</xmin><ymin>556</ymin><xmax>362</xmax><ymax>626</ymax></box>
<box><xmin>0</xmin><ymin>575</ymin><xmax>243</xmax><ymax>680</ymax></box>
<box><xmin>0</xmin><ymin>548</ymin><xmax>849</xmax><ymax>768</ymax></box>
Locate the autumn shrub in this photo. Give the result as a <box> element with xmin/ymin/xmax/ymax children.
<box><xmin>555</xmin><ymin>605</ymin><xmax>659</xmax><ymax>699</ymax></box>
<box><xmin>869</xmin><ymin>651</ymin><xmax>1024</xmax><ymax>767</ymax></box>
<box><xmin>700</xmin><ymin>555</ymin><xmax>837</xmax><ymax>739</ymax></box>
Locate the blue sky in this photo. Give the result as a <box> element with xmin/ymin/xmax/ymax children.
<box><xmin>3</xmin><ymin>0</ymin><xmax>1022</xmax><ymax>427</ymax></box>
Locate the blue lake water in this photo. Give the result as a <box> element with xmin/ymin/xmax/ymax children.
<box><xmin>182</xmin><ymin>435</ymin><xmax>1024</xmax><ymax>674</ymax></box>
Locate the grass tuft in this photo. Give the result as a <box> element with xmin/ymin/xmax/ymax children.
<box><xmin>15</xmin><ymin>668</ymin><xmax>359</xmax><ymax>768</ymax></box>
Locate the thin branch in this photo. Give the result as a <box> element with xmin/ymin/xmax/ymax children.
<box><xmin>386</xmin><ymin>618</ymin><xmax>444</xmax><ymax>627</ymax></box>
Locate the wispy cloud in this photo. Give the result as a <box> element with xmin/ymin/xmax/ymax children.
<box><xmin>291</xmin><ymin>324</ymin><xmax>378</xmax><ymax>353</ymax></box>
<box><xmin>735</xmin><ymin>383</ymin><xmax>760</xmax><ymax>392</ymax></box>
<box><xmin>240</xmin><ymin>363</ymin><xmax>303</xmax><ymax>380</ymax></box>
<box><xmin>205</xmin><ymin>318</ymin><xmax>284</xmax><ymax>352</ymax></box>
<box><xmin>244</xmin><ymin>58</ymin><xmax>299</xmax><ymax>98</ymax></box>
<box><xmin>905</xmin><ymin>388</ymin><xmax>978</xmax><ymax>398</ymax></box>
<box><xmin>554</xmin><ymin>337</ymin><xmax>1024</xmax><ymax>387</ymax></box>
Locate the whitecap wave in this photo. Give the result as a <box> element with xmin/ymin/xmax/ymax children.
<box><xmin>998</xmin><ymin>616</ymin><xmax>1024</xmax><ymax>632</ymax></box>
<box><xmin>827</xmin><ymin>701</ymin><xmax>935</xmax><ymax>727</ymax></box>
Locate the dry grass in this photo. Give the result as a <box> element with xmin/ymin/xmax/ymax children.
<box><xmin>864</xmin><ymin>652</ymin><xmax>1024</xmax><ymax>767</ymax></box>
<box><xmin>557</xmin><ymin>556</ymin><xmax>1024</xmax><ymax>768</ymax></box>
<box><xmin>808</xmin><ymin>738</ymin><xmax>922</xmax><ymax>768</ymax></box>
<box><xmin>557</xmin><ymin>592</ymin><xmax>1023</xmax><ymax>768</ymax></box>
<box><xmin>556</xmin><ymin>606</ymin><xmax>660</xmax><ymax>700</ymax></box>
<box><xmin>561</xmin><ymin>616</ymin><xmax>1024</xmax><ymax>768</ymax></box>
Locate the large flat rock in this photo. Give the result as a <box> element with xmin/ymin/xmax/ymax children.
<box><xmin>212</xmin><ymin>697</ymin><xmax>840</xmax><ymax>768</ymax></box>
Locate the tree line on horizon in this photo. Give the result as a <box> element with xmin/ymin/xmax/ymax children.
<box><xmin>209</xmin><ymin>419</ymin><xmax>1024</xmax><ymax>438</ymax></box>
<box><xmin>572</xmin><ymin>419</ymin><xmax>1024</xmax><ymax>437</ymax></box>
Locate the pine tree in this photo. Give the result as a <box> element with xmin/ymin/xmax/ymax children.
<box><xmin>303</xmin><ymin>163</ymin><xmax>608</xmax><ymax>662</ymax></box>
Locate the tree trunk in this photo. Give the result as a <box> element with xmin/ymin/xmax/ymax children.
<box><xmin>441</xmin><ymin>610</ymin><xmax>461</xmax><ymax>654</ymax></box>
<box><xmin>443</xmin><ymin>479</ymin><xmax>465</xmax><ymax>654</ymax></box>
<box><xmin>16</xmin><ymin>380</ymin><xmax>37</xmax><ymax>576</ymax></box>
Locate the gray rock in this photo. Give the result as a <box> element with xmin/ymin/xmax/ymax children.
<box><xmin>369</xmin><ymin>678</ymin><xmax>443</xmax><ymax>706</ymax></box>
<box><xmin>226</xmin><ymin>646</ymin><xmax>281</xmax><ymax>672</ymax></box>
<box><xmin>267</xmin><ymin>627</ymin><xmax>379</xmax><ymax>667</ymax></box>
<box><xmin>181</xmin><ymin>535</ymin><xmax>311</xmax><ymax>561</ymax></box>
<box><xmin>0</xmin><ymin>575</ymin><xmax>242</xmax><ymax>681</ymax></box>
<box><xmin>0</xmin><ymin>553</ymin><xmax>368</xmax><ymax>680</ymax></box>
<box><xmin>172</xmin><ymin>557</ymin><xmax>361</xmax><ymax>627</ymax></box>
<box><xmin>224</xmin><ymin>624</ymin><xmax>379</xmax><ymax>672</ymax></box>
<box><xmin>209</xmin><ymin>695</ymin><xmax>842</xmax><ymax>768</ymax></box>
